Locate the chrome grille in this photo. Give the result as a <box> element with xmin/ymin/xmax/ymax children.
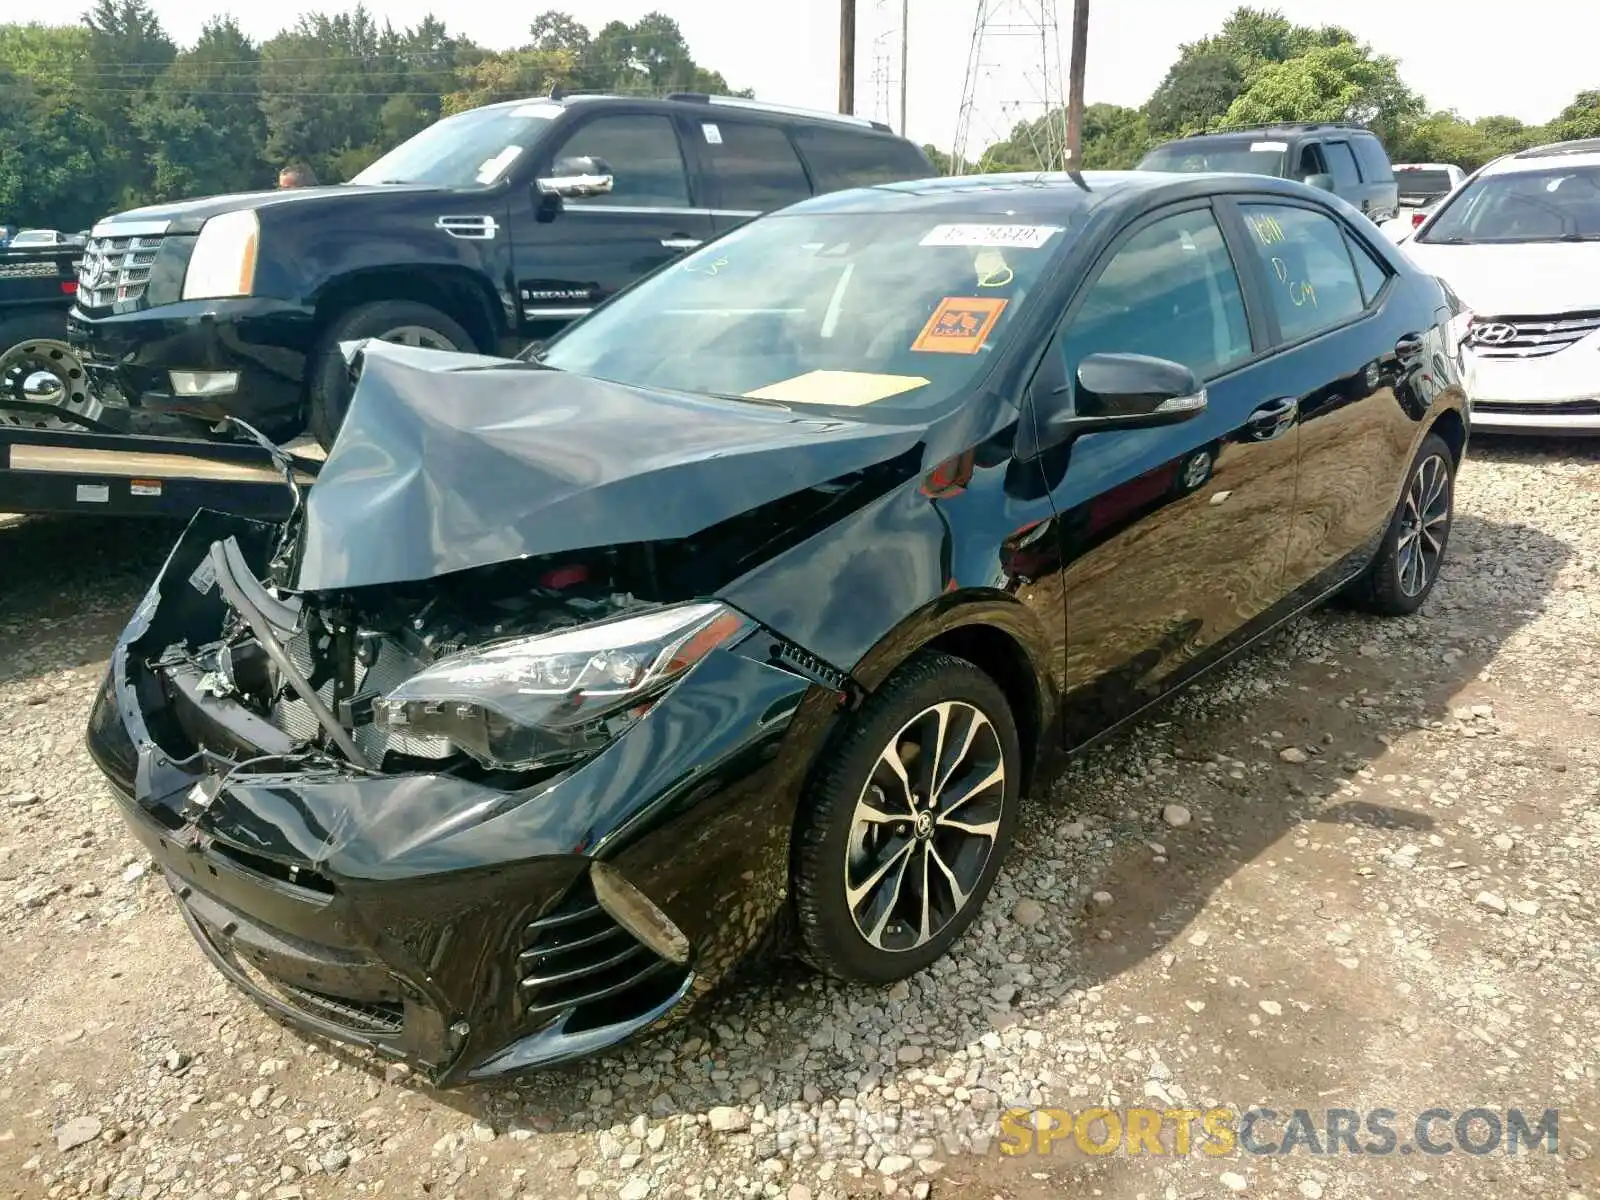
<box><xmin>519</xmin><ymin>881</ymin><xmax>687</xmax><ymax>1031</ymax></box>
<box><xmin>77</xmin><ymin>234</ymin><xmax>164</xmax><ymax>307</ymax></box>
<box><xmin>1470</xmin><ymin>311</ymin><xmax>1600</xmax><ymax>359</ymax></box>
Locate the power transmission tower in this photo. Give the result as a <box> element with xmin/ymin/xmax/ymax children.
<box><xmin>952</xmin><ymin>0</ymin><xmax>1069</xmax><ymax>174</ymax></box>
<box><xmin>867</xmin><ymin>0</ymin><xmax>911</xmax><ymax>135</ymax></box>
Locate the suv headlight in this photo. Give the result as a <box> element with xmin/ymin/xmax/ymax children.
<box><xmin>182</xmin><ymin>210</ymin><xmax>259</xmax><ymax>300</ymax></box>
<box><xmin>372</xmin><ymin>601</ymin><xmax>751</xmax><ymax>772</ymax></box>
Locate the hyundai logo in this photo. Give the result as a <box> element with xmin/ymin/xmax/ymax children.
<box><xmin>1471</xmin><ymin>322</ymin><xmax>1519</xmax><ymax>346</ymax></box>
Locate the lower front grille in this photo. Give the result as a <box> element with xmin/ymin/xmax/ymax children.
<box><xmin>229</xmin><ymin>949</ymin><xmax>405</xmax><ymax>1037</ymax></box>
<box><xmin>519</xmin><ymin>881</ymin><xmax>689</xmax><ymax>1034</ymax></box>
<box><xmin>1475</xmin><ymin>399</ymin><xmax>1600</xmax><ymax>415</ymax></box>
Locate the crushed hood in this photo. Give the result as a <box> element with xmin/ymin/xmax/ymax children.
<box><xmin>294</xmin><ymin>343</ymin><xmax>928</xmax><ymax>592</ymax></box>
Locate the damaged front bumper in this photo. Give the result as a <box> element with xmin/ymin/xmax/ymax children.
<box><xmin>86</xmin><ymin>510</ymin><xmax>830</xmax><ymax>1085</ymax></box>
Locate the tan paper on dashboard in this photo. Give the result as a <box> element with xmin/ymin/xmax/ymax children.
<box><xmin>744</xmin><ymin>370</ymin><xmax>930</xmax><ymax>407</ymax></box>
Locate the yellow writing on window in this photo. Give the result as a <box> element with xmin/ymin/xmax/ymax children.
<box><xmin>1249</xmin><ymin>213</ymin><xmax>1286</xmax><ymax>245</ymax></box>
<box><xmin>1269</xmin><ymin>255</ymin><xmax>1317</xmax><ymax>309</ymax></box>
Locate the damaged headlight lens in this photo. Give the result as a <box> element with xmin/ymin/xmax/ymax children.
<box><xmin>372</xmin><ymin>602</ymin><xmax>751</xmax><ymax>772</ymax></box>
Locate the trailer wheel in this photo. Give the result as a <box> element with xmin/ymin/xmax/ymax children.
<box><xmin>306</xmin><ymin>300</ymin><xmax>473</xmax><ymax>450</ymax></box>
<box><xmin>0</xmin><ymin>313</ymin><xmax>86</xmax><ymax>430</ymax></box>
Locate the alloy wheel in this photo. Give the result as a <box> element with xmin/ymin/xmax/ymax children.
<box><xmin>376</xmin><ymin>324</ymin><xmax>458</xmax><ymax>350</ymax></box>
<box><xmin>844</xmin><ymin>700</ymin><xmax>1007</xmax><ymax>953</ymax></box>
<box><xmin>1396</xmin><ymin>452</ymin><xmax>1449</xmax><ymax>597</ymax></box>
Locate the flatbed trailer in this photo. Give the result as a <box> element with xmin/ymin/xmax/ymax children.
<box><xmin>0</xmin><ymin>425</ymin><xmax>319</xmax><ymax>521</ymax></box>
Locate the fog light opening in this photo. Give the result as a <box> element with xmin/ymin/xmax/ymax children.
<box><xmin>170</xmin><ymin>370</ymin><xmax>240</xmax><ymax>397</ymax></box>
<box><xmin>589</xmin><ymin>862</ymin><xmax>691</xmax><ymax>966</ymax></box>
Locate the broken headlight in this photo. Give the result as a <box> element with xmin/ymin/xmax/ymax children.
<box><xmin>371</xmin><ymin>601</ymin><xmax>751</xmax><ymax>772</ymax></box>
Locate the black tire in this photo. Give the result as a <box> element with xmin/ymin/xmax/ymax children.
<box><xmin>1347</xmin><ymin>431</ymin><xmax>1455</xmax><ymax>616</ymax></box>
<box><xmin>792</xmin><ymin>651</ymin><xmax>1022</xmax><ymax>985</ymax></box>
<box><xmin>306</xmin><ymin>300</ymin><xmax>473</xmax><ymax>449</ymax></box>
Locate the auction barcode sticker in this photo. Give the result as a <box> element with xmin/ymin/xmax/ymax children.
<box><xmin>919</xmin><ymin>224</ymin><xmax>1062</xmax><ymax>249</ymax></box>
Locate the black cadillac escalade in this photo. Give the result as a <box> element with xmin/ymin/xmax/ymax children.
<box><xmin>69</xmin><ymin>92</ymin><xmax>934</xmax><ymax>447</ymax></box>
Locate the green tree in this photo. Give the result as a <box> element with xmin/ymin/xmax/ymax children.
<box><xmin>1551</xmin><ymin>89</ymin><xmax>1600</xmax><ymax>140</ymax></box>
<box><xmin>1224</xmin><ymin>40</ymin><xmax>1423</xmax><ymax>147</ymax></box>
<box><xmin>82</xmin><ymin>0</ymin><xmax>177</xmax><ymax>208</ymax></box>
<box><xmin>134</xmin><ymin>17</ymin><xmax>270</xmax><ymax>201</ymax></box>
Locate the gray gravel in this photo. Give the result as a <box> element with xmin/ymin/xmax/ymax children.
<box><xmin>2</xmin><ymin>438</ymin><xmax>1597</xmax><ymax>1200</ymax></box>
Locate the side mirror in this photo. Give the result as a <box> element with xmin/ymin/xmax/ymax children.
<box><xmin>536</xmin><ymin>155</ymin><xmax>615</xmax><ymax>199</ymax></box>
<box><xmin>1017</xmin><ymin>352</ymin><xmax>1206</xmax><ymax>460</ymax></box>
<box><xmin>1301</xmin><ymin>172</ymin><xmax>1336</xmax><ymax>192</ymax></box>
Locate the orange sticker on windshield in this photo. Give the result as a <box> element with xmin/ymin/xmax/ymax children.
<box><xmin>911</xmin><ymin>297</ymin><xmax>1008</xmax><ymax>355</ymax></box>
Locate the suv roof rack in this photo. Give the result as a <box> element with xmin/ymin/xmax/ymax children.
<box><xmin>1515</xmin><ymin>137</ymin><xmax>1600</xmax><ymax>159</ymax></box>
<box><xmin>1182</xmin><ymin>119</ymin><xmax>1368</xmax><ymax>138</ymax></box>
<box><xmin>664</xmin><ymin>92</ymin><xmax>893</xmax><ymax>132</ymax></box>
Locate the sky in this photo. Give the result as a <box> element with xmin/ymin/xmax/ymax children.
<box><xmin>1</xmin><ymin>0</ymin><xmax>1593</xmax><ymax>155</ymax></box>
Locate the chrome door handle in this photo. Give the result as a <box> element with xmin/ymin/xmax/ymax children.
<box><xmin>661</xmin><ymin>237</ymin><xmax>701</xmax><ymax>250</ymax></box>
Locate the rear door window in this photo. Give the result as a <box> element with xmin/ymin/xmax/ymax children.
<box><xmin>1351</xmin><ymin>135</ymin><xmax>1394</xmax><ymax>182</ymax></box>
<box><xmin>1325</xmin><ymin>141</ymin><xmax>1362</xmax><ymax>188</ymax></box>
<box><xmin>1237</xmin><ymin>203</ymin><xmax>1367</xmax><ymax>343</ymax></box>
<box><xmin>698</xmin><ymin>120</ymin><xmax>813</xmax><ymax>211</ymax></box>
<box><xmin>793</xmin><ymin>127</ymin><xmax>933</xmax><ymax>191</ymax></box>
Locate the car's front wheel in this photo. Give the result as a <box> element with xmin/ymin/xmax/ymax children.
<box><xmin>307</xmin><ymin>300</ymin><xmax>473</xmax><ymax>449</ymax></box>
<box><xmin>792</xmin><ymin>651</ymin><xmax>1021</xmax><ymax>984</ymax></box>
<box><xmin>1349</xmin><ymin>430</ymin><xmax>1455</xmax><ymax>615</ymax></box>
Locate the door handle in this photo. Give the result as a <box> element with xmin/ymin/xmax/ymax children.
<box><xmin>1247</xmin><ymin>396</ymin><xmax>1299</xmax><ymax>439</ymax></box>
<box><xmin>661</xmin><ymin>237</ymin><xmax>701</xmax><ymax>251</ymax></box>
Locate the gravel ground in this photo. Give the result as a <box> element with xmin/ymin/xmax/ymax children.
<box><xmin>1</xmin><ymin>437</ymin><xmax>1597</xmax><ymax>1200</ymax></box>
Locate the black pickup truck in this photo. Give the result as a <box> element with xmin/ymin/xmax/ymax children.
<box><xmin>69</xmin><ymin>91</ymin><xmax>935</xmax><ymax>447</ymax></box>
<box><xmin>1</xmin><ymin>240</ymin><xmax>86</xmax><ymax>425</ymax></box>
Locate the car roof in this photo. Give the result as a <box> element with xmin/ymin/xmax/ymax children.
<box><xmin>1395</xmin><ymin>163</ymin><xmax>1460</xmax><ymax>171</ymax></box>
<box><xmin>463</xmin><ymin>91</ymin><xmax>903</xmax><ymax>137</ymax></box>
<box><xmin>1155</xmin><ymin>124</ymin><xmax>1375</xmax><ymax>145</ymax></box>
<box><xmin>1483</xmin><ymin>139</ymin><xmax>1600</xmax><ymax>175</ymax></box>
<box><xmin>787</xmin><ymin>169</ymin><xmax>1340</xmax><ymax>218</ymax></box>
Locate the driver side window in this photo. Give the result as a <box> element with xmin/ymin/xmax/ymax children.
<box><xmin>1058</xmin><ymin>208</ymin><xmax>1252</xmax><ymax>397</ymax></box>
<box><xmin>550</xmin><ymin>115</ymin><xmax>692</xmax><ymax>208</ymax></box>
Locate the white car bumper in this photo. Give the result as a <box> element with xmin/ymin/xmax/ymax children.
<box><xmin>1464</xmin><ymin>329</ymin><xmax>1600</xmax><ymax>434</ymax></box>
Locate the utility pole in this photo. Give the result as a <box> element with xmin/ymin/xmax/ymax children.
<box><xmin>1065</xmin><ymin>0</ymin><xmax>1088</xmax><ymax>165</ymax></box>
<box><xmin>839</xmin><ymin>0</ymin><xmax>857</xmax><ymax>115</ymax></box>
<box><xmin>899</xmin><ymin>0</ymin><xmax>909</xmax><ymax>136</ymax></box>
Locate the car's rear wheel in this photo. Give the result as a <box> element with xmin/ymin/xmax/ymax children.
<box><xmin>792</xmin><ymin>651</ymin><xmax>1021</xmax><ymax>984</ymax></box>
<box><xmin>307</xmin><ymin>300</ymin><xmax>473</xmax><ymax>449</ymax></box>
<box><xmin>1348</xmin><ymin>431</ymin><xmax>1455</xmax><ymax>615</ymax></box>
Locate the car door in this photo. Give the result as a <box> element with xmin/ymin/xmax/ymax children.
<box><xmin>511</xmin><ymin>111</ymin><xmax>715</xmax><ymax>330</ymax></box>
<box><xmin>1323</xmin><ymin>139</ymin><xmax>1370</xmax><ymax>216</ymax></box>
<box><xmin>1033</xmin><ymin>201</ymin><xmax>1300</xmax><ymax>745</ymax></box>
<box><xmin>691</xmin><ymin>117</ymin><xmax>816</xmax><ymax>237</ymax></box>
<box><xmin>1349</xmin><ymin>134</ymin><xmax>1399</xmax><ymax>220</ymax></box>
<box><xmin>1219</xmin><ymin>195</ymin><xmax>1418</xmax><ymax>603</ymax></box>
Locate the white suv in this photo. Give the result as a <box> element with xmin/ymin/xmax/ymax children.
<box><xmin>1398</xmin><ymin>138</ymin><xmax>1600</xmax><ymax>434</ymax></box>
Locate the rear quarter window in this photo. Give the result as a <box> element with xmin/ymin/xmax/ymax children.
<box><xmin>1351</xmin><ymin>135</ymin><xmax>1394</xmax><ymax>182</ymax></box>
<box><xmin>792</xmin><ymin>126</ymin><xmax>933</xmax><ymax>192</ymax></box>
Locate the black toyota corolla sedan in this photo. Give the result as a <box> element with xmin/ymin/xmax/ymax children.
<box><xmin>86</xmin><ymin>170</ymin><xmax>1468</xmax><ymax>1085</ymax></box>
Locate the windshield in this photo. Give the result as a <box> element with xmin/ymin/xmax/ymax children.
<box><xmin>349</xmin><ymin>102</ymin><xmax>560</xmax><ymax>188</ymax></box>
<box><xmin>1138</xmin><ymin>140</ymin><xmax>1287</xmax><ymax>178</ymax></box>
<box><xmin>537</xmin><ymin>211</ymin><xmax>1071</xmax><ymax>417</ymax></box>
<box><xmin>1419</xmin><ymin>165</ymin><xmax>1600</xmax><ymax>243</ymax></box>
<box><xmin>1396</xmin><ymin>169</ymin><xmax>1454</xmax><ymax>201</ymax></box>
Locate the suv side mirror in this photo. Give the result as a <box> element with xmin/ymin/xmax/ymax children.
<box><xmin>537</xmin><ymin>155</ymin><xmax>615</xmax><ymax>199</ymax></box>
<box><xmin>1301</xmin><ymin>172</ymin><xmax>1335</xmax><ymax>192</ymax></box>
<box><xmin>1017</xmin><ymin>352</ymin><xmax>1207</xmax><ymax>459</ymax></box>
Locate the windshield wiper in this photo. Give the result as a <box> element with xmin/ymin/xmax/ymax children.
<box><xmin>1553</xmin><ymin>232</ymin><xmax>1600</xmax><ymax>242</ymax></box>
